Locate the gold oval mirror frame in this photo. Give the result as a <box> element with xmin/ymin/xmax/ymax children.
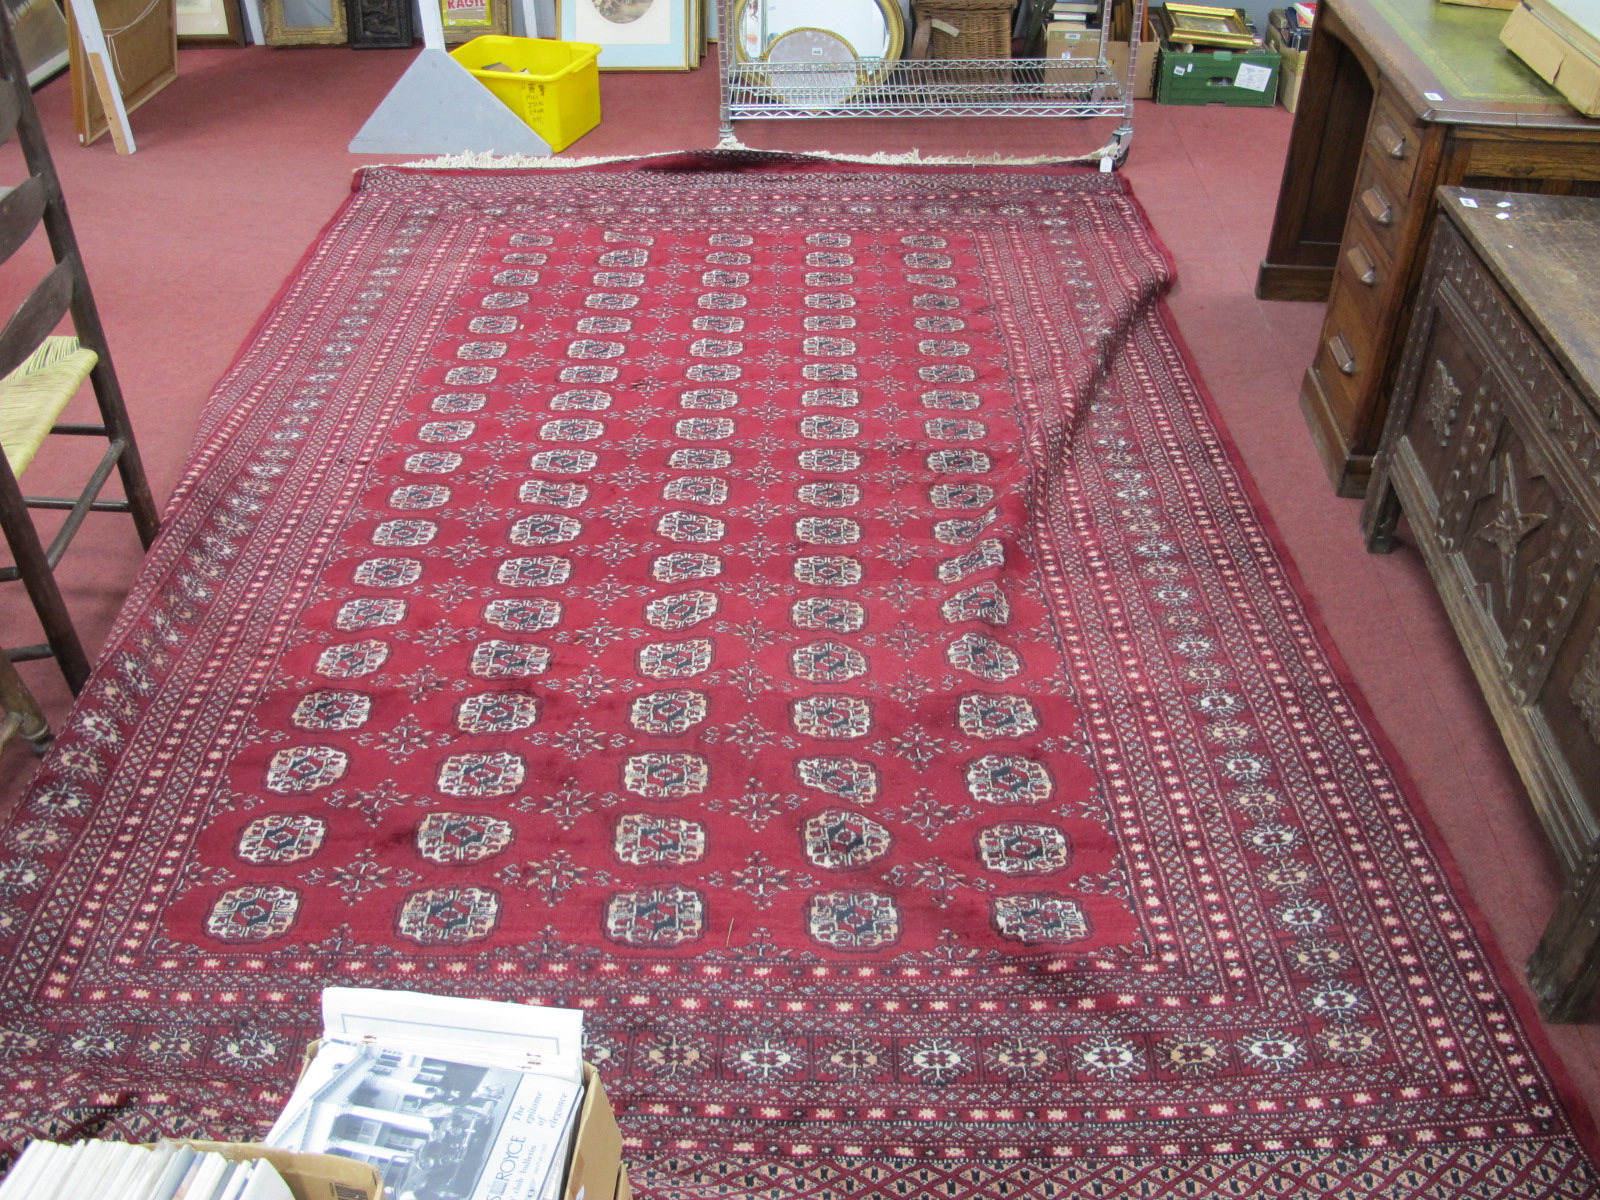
<box><xmin>731</xmin><ymin>0</ymin><xmax>904</xmax><ymax>65</ymax></box>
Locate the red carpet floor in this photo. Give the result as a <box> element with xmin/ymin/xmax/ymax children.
<box><xmin>0</xmin><ymin>39</ymin><xmax>1597</xmax><ymax>1172</ymax></box>
<box><xmin>1</xmin><ymin>156</ymin><xmax>1598</xmax><ymax>1197</ymax></box>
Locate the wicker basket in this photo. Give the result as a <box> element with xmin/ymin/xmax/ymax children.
<box><xmin>918</xmin><ymin>0</ymin><xmax>1016</xmax><ymax>60</ymax></box>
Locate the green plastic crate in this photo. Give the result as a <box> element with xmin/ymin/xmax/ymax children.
<box><xmin>1156</xmin><ymin>41</ymin><xmax>1281</xmax><ymax>105</ymax></box>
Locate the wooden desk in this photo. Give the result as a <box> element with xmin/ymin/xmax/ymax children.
<box><xmin>1255</xmin><ymin>0</ymin><xmax>1600</xmax><ymax>497</ymax></box>
<box><xmin>1364</xmin><ymin>188</ymin><xmax>1600</xmax><ymax>1021</ymax></box>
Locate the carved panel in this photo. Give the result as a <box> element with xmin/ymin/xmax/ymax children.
<box><xmin>1505</xmin><ymin>515</ymin><xmax>1594</xmax><ymax>706</ymax></box>
<box><xmin>1433</xmin><ymin>372</ymin><xmax>1499</xmax><ymax>558</ymax></box>
<box><xmin>344</xmin><ymin>0</ymin><xmax>414</xmax><ymax>47</ymax></box>
<box><xmin>1571</xmin><ymin>631</ymin><xmax>1600</xmax><ymax>746</ymax></box>
<box><xmin>1423</xmin><ymin>359</ymin><xmax>1462</xmax><ymax>446</ymax></box>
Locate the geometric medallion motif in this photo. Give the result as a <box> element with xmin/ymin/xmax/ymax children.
<box><xmin>290</xmin><ymin>691</ymin><xmax>372</xmax><ymax>731</ymax></box>
<box><xmin>265</xmin><ymin>746</ymin><xmax>348</xmax><ymax>793</ymax></box>
<box><xmin>976</xmin><ymin>823</ymin><xmax>1071</xmax><ymax>875</ymax></box>
<box><xmin>803</xmin><ymin>810</ymin><xmax>891</xmax><ymax>869</ymax></box>
<box><xmin>629</xmin><ymin>690</ymin><xmax>709</xmax><ymax>735</ymax></box>
<box><xmin>638</xmin><ymin>639</ymin><xmax>713</xmax><ymax>679</ymax></box>
<box><xmin>947</xmin><ymin>633</ymin><xmax>1023</xmax><ymax>681</ymax></box>
<box><xmin>614</xmin><ymin>814</ymin><xmax>707</xmax><ymax>866</ymax></box>
<box><xmin>237</xmin><ymin>815</ymin><xmax>326</xmax><ymax>863</ymax></box>
<box><xmin>989</xmin><ymin>894</ymin><xmax>1090</xmax><ymax>944</ymax></box>
<box><xmin>415</xmin><ymin>813</ymin><xmax>515</xmax><ymax>863</ymax></box>
<box><xmin>791</xmin><ymin>695</ymin><xmax>873</xmax><ymax>740</ymax></box>
<box><xmin>437</xmin><ymin>752</ymin><xmax>525</xmax><ymax>797</ymax></box>
<box><xmin>807</xmin><ymin>891</ymin><xmax>900</xmax><ymax>950</ymax></box>
<box><xmin>965</xmin><ymin>756</ymin><xmax>1054</xmax><ymax>804</ymax></box>
<box><xmin>205</xmin><ymin>886</ymin><xmax>300</xmax><ymax>941</ymax></box>
<box><xmin>482</xmin><ymin>597</ymin><xmax>563</xmax><ymax>633</ymax></box>
<box><xmin>455</xmin><ymin>692</ymin><xmax>540</xmax><ymax>733</ymax></box>
<box><xmin>796</xmin><ymin>756</ymin><xmax>880</xmax><ymax>802</ymax></box>
<box><xmin>605</xmin><ymin>886</ymin><xmax>705</xmax><ymax>946</ymax></box>
<box><xmin>623</xmin><ymin>753</ymin><xmax>710</xmax><ymax>798</ymax></box>
<box><xmin>643</xmin><ymin>591</ymin><xmax>719</xmax><ymax>630</ymax></box>
<box><xmin>957</xmin><ymin>694</ymin><xmax>1039</xmax><ymax>739</ymax></box>
<box><xmin>396</xmin><ymin>887</ymin><xmax>500</xmax><ymax>943</ymax></box>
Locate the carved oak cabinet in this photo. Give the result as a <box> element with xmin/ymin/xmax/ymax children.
<box><xmin>1364</xmin><ymin>187</ymin><xmax>1600</xmax><ymax>1021</ymax></box>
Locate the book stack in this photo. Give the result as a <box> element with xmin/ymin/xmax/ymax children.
<box><xmin>1049</xmin><ymin>0</ymin><xmax>1101</xmax><ymax>30</ymax></box>
<box><xmin>266</xmin><ymin>988</ymin><xmax>590</xmax><ymax>1200</ymax></box>
<box><xmin>0</xmin><ymin>1142</ymin><xmax>293</xmax><ymax>1200</ymax></box>
<box><xmin>1278</xmin><ymin>2</ymin><xmax>1314</xmax><ymax>47</ymax></box>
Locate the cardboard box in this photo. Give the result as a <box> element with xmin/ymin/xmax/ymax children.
<box><xmin>1108</xmin><ymin>38</ymin><xmax>1160</xmax><ymax>97</ymax></box>
<box><xmin>1042</xmin><ymin>38</ymin><xmax>1158</xmax><ymax>98</ymax></box>
<box><xmin>1265</xmin><ymin>23</ymin><xmax>1306</xmax><ymax>110</ymax></box>
<box><xmin>1045</xmin><ymin>25</ymin><xmax>1101</xmax><ymax>58</ymax></box>
<box><xmin>1501</xmin><ymin>0</ymin><xmax>1600</xmax><ymax>113</ymax></box>
<box><xmin>288</xmin><ymin>1048</ymin><xmax>629</xmax><ymax>1200</ymax></box>
<box><xmin>567</xmin><ymin>1063</ymin><xmax>629</xmax><ymax>1200</ymax></box>
<box><xmin>1156</xmin><ymin>41</ymin><xmax>1281</xmax><ymax>105</ymax></box>
<box><xmin>172</xmin><ymin>1142</ymin><xmax>385</xmax><ymax>1200</ymax></box>
<box><xmin>1439</xmin><ymin>0</ymin><xmax>1516</xmax><ymax>10</ymax></box>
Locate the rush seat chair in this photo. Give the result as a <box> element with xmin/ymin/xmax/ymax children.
<box><xmin>0</xmin><ymin>3</ymin><xmax>160</xmax><ymax>698</ymax></box>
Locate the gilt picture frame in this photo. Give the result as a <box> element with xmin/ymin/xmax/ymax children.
<box><xmin>1163</xmin><ymin>2</ymin><xmax>1256</xmax><ymax>48</ymax></box>
<box><xmin>557</xmin><ymin>0</ymin><xmax>696</xmax><ymax>69</ymax></box>
<box><xmin>262</xmin><ymin>0</ymin><xmax>347</xmax><ymax>44</ymax></box>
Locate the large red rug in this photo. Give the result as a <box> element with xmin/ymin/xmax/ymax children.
<box><xmin>1</xmin><ymin>156</ymin><xmax>1596</xmax><ymax>1198</ymax></box>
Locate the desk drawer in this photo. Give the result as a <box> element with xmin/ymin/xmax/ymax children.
<box><xmin>1313</xmin><ymin>279</ymin><xmax>1380</xmax><ymax>429</ymax></box>
<box><xmin>1348</xmin><ymin>155</ymin><xmax>1408</xmax><ymax>266</ymax></box>
<box><xmin>1336</xmin><ymin>215</ymin><xmax>1394</xmax><ymax>329</ymax></box>
<box><xmin>1366</xmin><ymin>92</ymin><xmax>1425</xmax><ymax>201</ymax></box>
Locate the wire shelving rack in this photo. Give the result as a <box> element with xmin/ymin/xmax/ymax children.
<box><xmin>717</xmin><ymin>3</ymin><xmax>1144</xmax><ymax>168</ymax></box>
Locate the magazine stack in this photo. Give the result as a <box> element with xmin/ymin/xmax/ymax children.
<box><xmin>266</xmin><ymin>987</ymin><xmax>624</xmax><ymax>1200</ymax></box>
<box><xmin>0</xmin><ymin>988</ymin><xmax>628</xmax><ymax>1200</ymax></box>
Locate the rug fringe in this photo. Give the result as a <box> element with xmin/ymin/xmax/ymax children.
<box><xmin>402</xmin><ymin>143</ymin><xmax>1114</xmax><ymax>169</ymax></box>
<box><xmin>398</xmin><ymin>149</ymin><xmax>673</xmax><ymax>169</ymax></box>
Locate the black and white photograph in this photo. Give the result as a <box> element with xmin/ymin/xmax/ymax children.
<box><xmin>280</xmin><ymin>1047</ymin><xmax>531</xmax><ymax>1200</ymax></box>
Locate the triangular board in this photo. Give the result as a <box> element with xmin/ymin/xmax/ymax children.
<box><xmin>349</xmin><ymin>49</ymin><xmax>553</xmax><ymax>157</ymax></box>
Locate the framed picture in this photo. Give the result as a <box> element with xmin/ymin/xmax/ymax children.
<box><xmin>3</xmin><ymin>0</ymin><xmax>70</xmax><ymax>83</ymax></box>
<box><xmin>176</xmin><ymin>0</ymin><xmax>245</xmax><ymax>43</ymax></box>
<box><xmin>65</xmin><ymin>0</ymin><xmax>177</xmax><ymax>145</ymax></box>
<box><xmin>442</xmin><ymin>0</ymin><xmax>509</xmax><ymax>43</ymax></box>
<box><xmin>344</xmin><ymin>0</ymin><xmax>413</xmax><ymax>46</ymax></box>
<box><xmin>557</xmin><ymin>0</ymin><xmax>696</xmax><ymax>69</ymax></box>
<box><xmin>1163</xmin><ymin>3</ymin><xmax>1256</xmax><ymax>48</ymax></box>
<box><xmin>262</xmin><ymin>0</ymin><xmax>347</xmax><ymax>43</ymax></box>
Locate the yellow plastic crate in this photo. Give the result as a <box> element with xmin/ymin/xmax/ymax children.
<box><xmin>449</xmin><ymin>36</ymin><xmax>602</xmax><ymax>152</ymax></box>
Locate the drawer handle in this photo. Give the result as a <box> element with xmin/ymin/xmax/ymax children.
<box><xmin>1328</xmin><ymin>333</ymin><xmax>1357</xmax><ymax>376</ymax></box>
<box><xmin>1375</xmin><ymin>120</ymin><xmax>1408</xmax><ymax>161</ymax></box>
<box><xmin>1345</xmin><ymin>243</ymin><xmax>1379</xmax><ymax>286</ymax></box>
<box><xmin>1360</xmin><ymin>186</ymin><xmax>1394</xmax><ymax>227</ymax></box>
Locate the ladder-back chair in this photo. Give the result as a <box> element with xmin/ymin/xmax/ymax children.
<box><xmin>0</xmin><ymin>3</ymin><xmax>160</xmax><ymax>696</ymax></box>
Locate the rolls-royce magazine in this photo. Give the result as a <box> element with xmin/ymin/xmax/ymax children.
<box><xmin>266</xmin><ymin>987</ymin><xmax>587</xmax><ymax>1200</ymax></box>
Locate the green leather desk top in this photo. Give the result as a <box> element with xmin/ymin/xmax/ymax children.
<box><xmin>1347</xmin><ymin>0</ymin><xmax>1577</xmax><ymax>110</ymax></box>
